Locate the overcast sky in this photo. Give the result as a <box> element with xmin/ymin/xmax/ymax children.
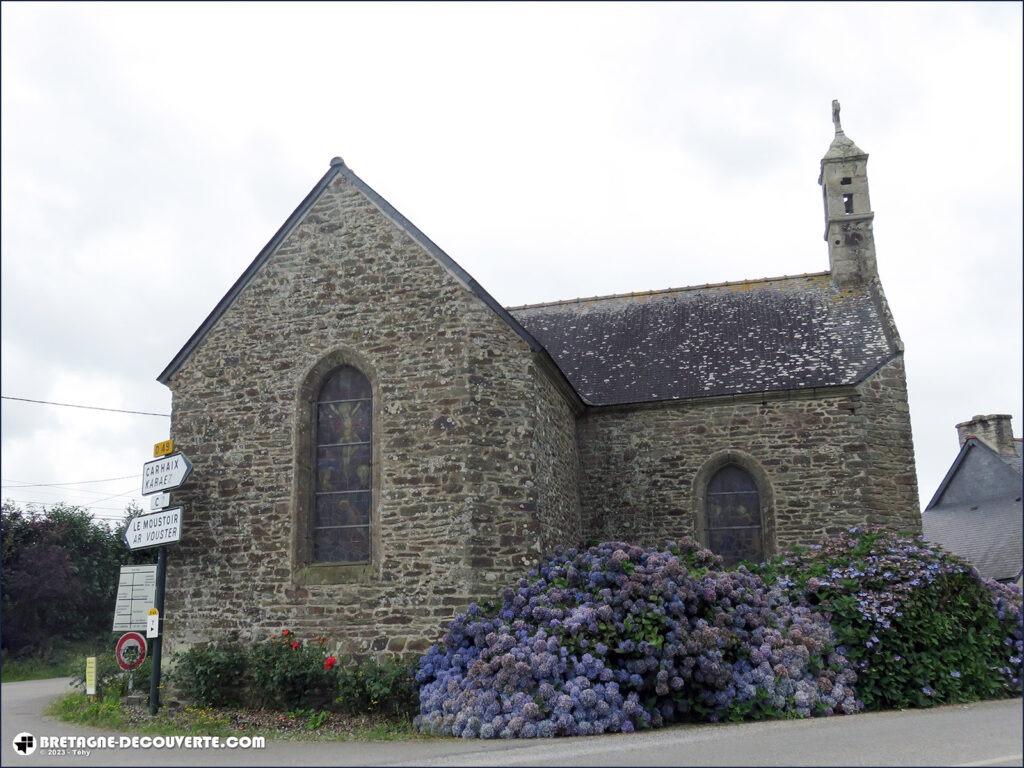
<box><xmin>2</xmin><ymin>2</ymin><xmax>1021</xmax><ymax>524</ymax></box>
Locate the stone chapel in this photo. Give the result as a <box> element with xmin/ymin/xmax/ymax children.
<box><xmin>160</xmin><ymin>103</ymin><xmax>920</xmax><ymax>654</ymax></box>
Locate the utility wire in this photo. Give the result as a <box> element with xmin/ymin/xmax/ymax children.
<box><xmin>2</xmin><ymin>486</ymin><xmax>140</xmax><ymax>508</ymax></box>
<box><xmin>4</xmin><ymin>499</ymin><xmax>140</xmax><ymax>512</ymax></box>
<box><xmin>1</xmin><ymin>474</ymin><xmax>141</xmax><ymax>489</ymax></box>
<box><xmin>1</xmin><ymin>396</ymin><xmax>169</xmax><ymax>418</ymax></box>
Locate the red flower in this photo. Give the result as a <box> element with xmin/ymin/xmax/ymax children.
<box><xmin>281</xmin><ymin>629</ymin><xmax>291</xmax><ymax>637</ymax></box>
<box><xmin>290</xmin><ymin>641</ymin><xmax>300</xmax><ymax>650</ymax></box>
<box><xmin>323</xmin><ymin>656</ymin><xmax>337</xmax><ymax>671</ymax></box>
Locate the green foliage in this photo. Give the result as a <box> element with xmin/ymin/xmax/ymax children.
<box><xmin>756</xmin><ymin>527</ymin><xmax>1019</xmax><ymax>711</ymax></box>
<box><xmin>1</xmin><ymin>501</ymin><xmax>153</xmax><ymax>656</ymax></box>
<box><xmin>246</xmin><ymin>632</ymin><xmax>337</xmax><ymax>710</ymax></box>
<box><xmin>70</xmin><ymin>652</ymin><xmax>153</xmax><ymax>699</ymax></box>
<box><xmin>1</xmin><ymin>640</ymin><xmax>106</xmax><ymax>682</ymax></box>
<box><xmin>170</xmin><ymin>642</ymin><xmax>249</xmax><ymax>707</ymax></box>
<box><xmin>289</xmin><ymin>708</ymin><xmax>331</xmax><ymax>730</ymax></box>
<box><xmin>334</xmin><ymin>657</ymin><xmax>419</xmax><ymax>717</ymax></box>
<box><xmin>171</xmin><ymin>630</ymin><xmax>417</xmax><ymax>715</ymax></box>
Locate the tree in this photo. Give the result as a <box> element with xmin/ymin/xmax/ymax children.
<box><xmin>1</xmin><ymin>502</ymin><xmax>154</xmax><ymax>656</ymax></box>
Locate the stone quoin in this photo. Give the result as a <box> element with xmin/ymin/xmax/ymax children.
<box><xmin>157</xmin><ymin>104</ymin><xmax>920</xmax><ymax>656</ymax></box>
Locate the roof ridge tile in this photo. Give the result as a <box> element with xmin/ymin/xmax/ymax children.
<box><xmin>506</xmin><ymin>272</ymin><xmax>832</xmax><ymax>312</ymax></box>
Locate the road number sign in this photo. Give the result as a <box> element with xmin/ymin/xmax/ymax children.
<box><xmin>153</xmin><ymin>439</ymin><xmax>175</xmax><ymax>458</ymax></box>
<box><xmin>115</xmin><ymin>632</ymin><xmax>147</xmax><ymax>671</ymax></box>
<box><xmin>125</xmin><ymin>508</ymin><xmax>182</xmax><ymax>551</ymax></box>
<box><xmin>149</xmin><ymin>492</ymin><xmax>170</xmax><ymax>511</ymax></box>
<box><xmin>141</xmin><ymin>452</ymin><xmax>192</xmax><ymax>496</ymax></box>
<box><xmin>113</xmin><ymin>565</ymin><xmax>157</xmax><ymax>632</ymax></box>
<box><xmin>146</xmin><ymin>608</ymin><xmax>160</xmax><ymax>639</ymax></box>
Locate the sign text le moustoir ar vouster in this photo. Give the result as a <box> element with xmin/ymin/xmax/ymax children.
<box><xmin>125</xmin><ymin>508</ymin><xmax>183</xmax><ymax>550</ymax></box>
<box><xmin>141</xmin><ymin>452</ymin><xmax>192</xmax><ymax>496</ymax></box>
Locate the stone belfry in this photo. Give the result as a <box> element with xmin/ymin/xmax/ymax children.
<box><xmin>820</xmin><ymin>101</ymin><xmax>878</xmax><ymax>288</ymax></box>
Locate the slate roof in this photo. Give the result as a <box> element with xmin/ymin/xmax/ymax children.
<box><xmin>509</xmin><ymin>273</ymin><xmax>899</xmax><ymax>407</ymax></box>
<box><xmin>923</xmin><ymin>497</ymin><xmax>1023</xmax><ymax>581</ymax></box>
<box><xmin>1001</xmin><ymin>440</ymin><xmax>1023</xmax><ymax>475</ymax></box>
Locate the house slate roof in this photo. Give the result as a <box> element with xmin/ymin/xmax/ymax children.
<box><xmin>922</xmin><ymin>497</ymin><xmax>1023</xmax><ymax>581</ymax></box>
<box><xmin>922</xmin><ymin>437</ymin><xmax>1024</xmax><ymax>582</ymax></box>
<box><xmin>1001</xmin><ymin>439</ymin><xmax>1023</xmax><ymax>475</ymax></box>
<box><xmin>509</xmin><ymin>274</ymin><xmax>900</xmax><ymax>407</ymax></box>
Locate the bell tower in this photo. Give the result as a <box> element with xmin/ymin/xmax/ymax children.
<box><xmin>819</xmin><ymin>100</ymin><xmax>878</xmax><ymax>288</ymax></box>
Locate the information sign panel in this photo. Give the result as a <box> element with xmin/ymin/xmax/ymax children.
<box><xmin>112</xmin><ymin>565</ymin><xmax>157</xmax><ymax>632</ymax></box>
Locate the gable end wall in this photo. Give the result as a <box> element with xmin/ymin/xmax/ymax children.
<box><xmin>164</xmin><ymin>174</ymin><xmax>577</xmax><ymax>656</ymax></box>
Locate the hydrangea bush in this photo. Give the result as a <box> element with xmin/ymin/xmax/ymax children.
<box><xmin>984</xmin><ymin>577</ymin><xmax>1024</xmax><ymax>692</ymax></box>
<box><xmin>756</xmin><ymin>527</ymin><xmax>1023</xmax><ymax>710</ymax></box>
<box><xmin>415</xmin><ymin>540</ymin><xmax>860</xmax><ymax>738</ymax></box>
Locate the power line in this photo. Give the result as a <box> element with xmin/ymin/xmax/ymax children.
<box><xmin>2</xmin><ymin>485</ymin><xmax>140</xmax><ymax>508</ymax></box>
<box><xmin>3</xmin><ymin>498</ymin><xmax>139</xmax><ymax>512</ymax></box>
<box><xmin>1</xmin><ymin>396</ymin><xmax>169</xmax><ymax>418</ymax></box>
<box><xmin>0</xmin><ymin>485</ymin><xmax>133</xmax><ymax>502</ymax></box>
<box><xmin>1</xmin><ymin>474</ymin><xmax>141</xmax><ymax>489</ymax></box>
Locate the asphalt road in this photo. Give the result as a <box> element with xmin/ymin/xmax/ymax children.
<box><xmin>2</xmin><ymin>678</ymin><xmax>1021</xmax><ymax>767</ymax></box>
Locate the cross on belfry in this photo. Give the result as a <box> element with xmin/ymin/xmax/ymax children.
<box><xmin>832</xmin><ymin>100</ymin><xmax>843</xmax><ymax>134</ymax></box>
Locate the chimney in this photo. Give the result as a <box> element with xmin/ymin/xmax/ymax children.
<box><xmin>955</xmin><ymin>414</ymin><xmax>1017</xmax><ymax>455</ymax></box>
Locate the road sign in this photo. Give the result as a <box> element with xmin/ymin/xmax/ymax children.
<box><xmin>149</xmin><ymin>492</ymin><xmax>171</xmax><ymax>511</ymax></box>
<box><xmin>146</xmin><ymin>608</ymin><xmax>159</xmax><ymax>639</ymax></box>
<box><xmin>153</xmin><ymin>439</ymin><xmax>175</xmax><ymax>457</ymax></box>
<box><xmin>115</xmin><ymin>632</ymin><xmax>147</xmax><ymax>671</ymax></box>
<box><xmin>124</xmin><ymin>508</ymin><xmax>182</xmax><ymax>551</ymax></box>
<box><xmin>141</xmin><ymin>452</ymin><xmax>192</xmax><ymax>496</ymax></box>
<box><xmin>112</xmin><ymin>565</ymin><xmax>157</xmax><ymax>632</ymax></box>
<box><xmin>85</xmin><ymin>657</ymin><xmax>96</xmax><ymax>696</ymax></box>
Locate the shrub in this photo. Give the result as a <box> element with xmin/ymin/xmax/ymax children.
<box><xmin>1</xmin><ymin>503</ymin><xmax>151</xmax><ymax>655</ymax></box>
<box><xmin>335</xmin><ymin>657</ymin><xmax>419</xmax><ymax>717</ymax></box>
<box><xmin>247</xmin><ymin>631</ymin><xmax>338</xmax><ymax>710</ymax></box>
<box><xmin>415</xmin><ymin>540</ymin><xmax>859</xmax><ymax>739</ymax></box>
<box><xmin>70</xmin><ymin>653</ymin><xmax>152</xmax><ymax>699</ymax></box>
<box><xmin>171</xmin><ymin>642</ymin><xmax>249</xmax><ymax>707</ymax></box>
<box><xmin>984</xmin><ymin>577</ymin><xmax>1024</xmax><ymax>692</ymax></box>
<box><xmin>756</xmin><ymin>527</ymin><xmax>1022</xmax><ymax>710</ymax></box>
<box><xmin>170</xmin><ymin>631</ymin><xmax>418</xmax><ymax>714</ymax></box>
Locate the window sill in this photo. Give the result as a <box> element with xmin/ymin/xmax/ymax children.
<box><xmin>293</xmin><ymin>562</ymin><xmax>374</xmax><ymax>586</ymax></box>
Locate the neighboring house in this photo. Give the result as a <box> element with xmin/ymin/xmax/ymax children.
<box><xmin>923</xmin><ymin>414</ymin><xmax>1023</xmax><ymax>584</ymax></box>
<box><xmin>158</xmin><ymin>103</ymin><xmax>920</xmax><ymax>655</ymax></box>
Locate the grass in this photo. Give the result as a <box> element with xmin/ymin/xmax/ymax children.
<box><xmin>1</xmin><ymin>641</ymin><xmax>106</xmax><ymax>683</ymax></box>
<box><xmin>48</xmin><ymin>692</ymin><xmax>430</xmax><ymax>742</ymax></box>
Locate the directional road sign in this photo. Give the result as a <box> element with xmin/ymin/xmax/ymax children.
<box><xmin>124</xmin><ymin>508</ymin><xmax>183</xmax><ymax>551</ymax></box>
<box><xmin>141</xmin><ymin>452</ymin><xmax>192</xmax><ymax>496</ymax></box>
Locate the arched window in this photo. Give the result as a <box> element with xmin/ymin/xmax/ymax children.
<box><xmin>705</xmin><ymin>464</ymin><xmax>763</xmax><ymax>566</ymax></box>
<box><xmin>312</xmin><ymin>365</ymin><xmax>372</xmax><ymax>563</ymax></box>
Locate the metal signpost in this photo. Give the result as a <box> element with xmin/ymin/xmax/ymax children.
<box><xmin>129</xmin><ymin>439</ymin><xmax>192</xmax><ymax>716</ymax></box>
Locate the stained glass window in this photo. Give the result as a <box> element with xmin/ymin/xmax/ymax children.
<box><xmin>313</xmin><ymin>365</ymin><xmax>371</xmax><ymax>563</ymax></box>
<box><xmin>705</xmin><ymin>464</ymin><xmax>763</xmax><ymax>567</ymax></box>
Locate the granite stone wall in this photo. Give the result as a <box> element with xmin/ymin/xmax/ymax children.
<box><xmin>162</xmin><ymin>168</ymin><xmax>918</xmax><ymax>659</ymax></box>
<box><xmin>575</xmin><ymin>357</ymin><xmax>921</xmax><ymax>554</ymax></box>
<box><xmin>164</xmin><ymin>173</ymin><xmax>579</xmax><ymax>657</ymax></box>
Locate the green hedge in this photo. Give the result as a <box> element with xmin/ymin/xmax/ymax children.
<box><xmin>172</xmin><ymin>630</ymin><xmax>417</xmax><ymax>715</ymax></box>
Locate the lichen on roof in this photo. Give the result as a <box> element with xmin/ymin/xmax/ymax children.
<box><xmin>510</xmin><ymin>273</ymin><xmax>897</xmax><ymax>407</ymax></box>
